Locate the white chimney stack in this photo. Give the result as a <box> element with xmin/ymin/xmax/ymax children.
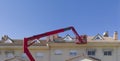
<box><xmin>113</xmin><ymin>31</ymin><xmax>118</xmax><ymax>40</ymax></box>
<box><xmin>46</xmin><ymin>34</ymin><xmax>59</xmax><ymax>42</ymax></box>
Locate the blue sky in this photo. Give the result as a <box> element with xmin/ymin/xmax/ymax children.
<box><xmin>0</xmin><ymin>0</ymin><xmax>119</xmax><ymax>39</ymax></box>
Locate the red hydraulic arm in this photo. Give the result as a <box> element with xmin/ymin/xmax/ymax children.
<box><xmin>23</xmin><ymin>26</ymin><xmax>87</xmax><ymax>61</ymax></box>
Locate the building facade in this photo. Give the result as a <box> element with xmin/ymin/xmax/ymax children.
<box><xmin>0</xmin><ymin>31</ymin><xmax>120</xmax><ymax>61</ymax></box>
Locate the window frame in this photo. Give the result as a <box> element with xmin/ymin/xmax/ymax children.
<box><xmin>103</xmin><ymin>50</ymin><xmax>112</xmax><ymax>56</ymax></box>
<box><xmin>35</xmin><ymin>52</ymin><xmax>44</xmax><ymax>58</ymax></box>
<box><xmin>69</xmin><ymin>50</ymin><xmax>77</xmax><ymax>56</ymax></box>
<box><xmin>5</xmin><ymin>50</ymin><xmax>14</xmax><ymax>58</ymax></box>
<box><xmin>54</xmin><ymin>50</ymin><xmax>63</xmax><ymax>55</ymax></box>
<box><xmin>86</xmin><ymin>49</ymin><xmax>96</xmax><ymax>56</ymax></box>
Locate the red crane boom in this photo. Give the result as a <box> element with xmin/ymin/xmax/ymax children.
<box><xmin>23</xmin><ymin>26</ymin><xmax>87</xmax><ymax>61</ymax></box>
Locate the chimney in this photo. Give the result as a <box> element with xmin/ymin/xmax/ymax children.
<box><xmin>46</xmin><ymin>34</ymin><xmax>59</xmax><ymax>42</ymax></box>
<box><xmin>46</xmin><ymin>36</ymin><xmax>53</xmax><ymax>42</ymax></box>
<box><xmin>53</xmin><ymin>34</ymin><xmax>59</xmax><ymax>39</ymax></box>
<box><xmin>103</xmin><ymin>31</ymin><xmax>109</xmax><ymax>37</ymax></box>
<box><xmin>46</xmin><ymin>36</ymin><xmax>50</xmax><ymax>42</ymax></box>
<box><xmin>113</xmin><ymin>31</ymin><xmax>118</xmax><ymax>40</ymax></box>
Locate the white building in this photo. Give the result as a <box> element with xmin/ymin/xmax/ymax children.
<box><xmin>0</xmin><ymin>31</ymin><xmax>120</xmax><ymax>61</ymax></box>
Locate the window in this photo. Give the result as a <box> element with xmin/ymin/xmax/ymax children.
<box><xmin>69</xmin><ymin>50</ymin><xmax>77</xmax><ymax>56</ymax></box>
<box><xmin>87</xmin><ymin>51</ymin><xmax>95</xmax><ymax>56</ymax></box>
<box><xmin>21</xmin><ymin>53</ymin><xmax>27</xmax><ymax>59</ymax></box>
<box><xmin>36</xmin><ymin>53</ymin><xmax>44</xmax><ymax>58</ymax></box>
<box><xmin>5</xmin><ymin>51</ymin><xmax>14</xmax><ymax>58</ymax></box>
<box><xmin>87</xmin><ymin>49</ymin><xmax>96</xmax><ymax>56</ymax></box>
<box><xmin>54</xmin><ymin>50</ymin><xmax>62</xmax><ymax>55</ymax></box>
<box><xmin>104</xmin><ymin>51</ymin><xmax>112</xmax><ymax>56</ymax></box>
<box><xmin>92</xmin><ymin>34</ymin><xmax>104</xmax><ymax>40</ymax></box>
<box><xmin>96</xmin><ymin>37</ymin><xmax>100</xmax><ymax>39</ymax></box>
<box><xmin>21</xmin><ymin>53</ymin><xmax>29</xmax><ymax>61</ymax></box>
<box><xmin>63</xmin><ymin>34</ymin><xmax>73</xmax><ymax>42</ymax></box>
